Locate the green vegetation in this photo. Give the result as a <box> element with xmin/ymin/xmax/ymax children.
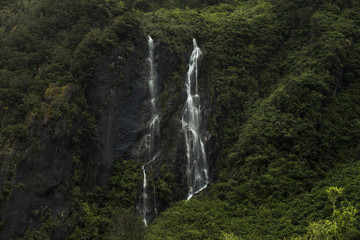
<box><xmin>1</xmin><ymin>0</ymin><xmax>360</xmax><ymax>239</ymax></box>
<box><xmin>292</xmin><ymin>187</ymin><xmax>358</xmax><ymax>240</ymax></box>
<box><xmin>66</xmin><ymin>159</ymin><xmax>144</xmax><ymax>240</ymax></box>
<box><xmin>142</xmin><ymin>0</ymin><xmax>360</xmax><ymax>239</ymax></box>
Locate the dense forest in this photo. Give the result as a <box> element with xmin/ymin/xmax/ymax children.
<box><xmin>1</xmin><ymin>0</ymin><xmax>360</xmax><ymax>239</ymax></box>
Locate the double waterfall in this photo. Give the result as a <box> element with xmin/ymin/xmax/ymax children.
<box><xmin>141</xmin><ymin>37</ymin><xmax>209</xmax><ymax>225</ymax></box>
<box><xmin>181</xmin><ymin>39</ymin><xmax>209</xmax><ymax>200</ymax></box>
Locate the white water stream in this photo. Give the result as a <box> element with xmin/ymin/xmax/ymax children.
<box><xmin>141</xmin><ymin>36</ymin><xmax>160</xmax><ymax>226</ymax></box>
<box><xmin>182</xmin><ymin>39</ymin><xmax>209</xmax><ymax>200</ymax></box>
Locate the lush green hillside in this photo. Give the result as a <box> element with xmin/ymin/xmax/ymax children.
<box><xmin>140</xmin><ymin>1</ymin><xmax>360</xmax><ymax>239</ymax></box>
<box><xmin>1</xmin><ymin>0</ymin><xmax>360</xmax><ymax>239</ymax></box>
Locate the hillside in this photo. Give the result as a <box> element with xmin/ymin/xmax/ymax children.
<box><xmin>1</xmin><ymin>0</ymin><xmax>360</xmax><ymax>239</ymax></box>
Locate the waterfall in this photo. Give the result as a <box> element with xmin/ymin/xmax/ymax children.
<box><xmin>142</xmin><ymin>165</ymin><xmax>147</xmax><ymax>226</ymax></box>
<box><xmin>182</xmin><ymin>39</ymin><xmax>209</xmax><ymax>200</ymax></box>
<box><xmin>142</xmin><ymin>36</ymin><xmax>160</xmax><ymax>226</ymax></box>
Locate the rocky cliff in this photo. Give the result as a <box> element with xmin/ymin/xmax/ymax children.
<box><xmin>89</xmin><ymin>37</ymin><xmax>217</xmax><ymax>223</ymax></box>
<box><xmin>0</xmin><ymin>36</ymin><xmax>216</xmax><ymax>239</ymax></box>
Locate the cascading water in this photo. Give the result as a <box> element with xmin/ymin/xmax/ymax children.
<box><xmin>141</xmin><ymin>36</ymin><xmax>160</xmax><ymax>226</ymax></box>
<box><xmin>182</xmin><ymin>39</ymin><xmax>209</xmax><ymax>200</ymax></box>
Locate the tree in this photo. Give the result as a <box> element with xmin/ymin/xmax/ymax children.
<box><xmin>293</xmin><ymin>187</ymin><xmax>358</xmax><ymax>240</ymax></box>
<box><xmin>220</xmin><ymin>232</ymin><xmax>243</xmax><ymax>240</ymax></box>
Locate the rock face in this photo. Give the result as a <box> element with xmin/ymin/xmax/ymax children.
<box><xmin>0</xmin><ymin>86</ymin><xmax>77</xmax><ymax>239</ymax></box>
<box><xmin>89</xmin><ymin>37</ymin><xmax>217</xmax><ymax>222</ymax></box>
<box><xmin>88</xmin><ymin>43</ymin><xmax>149</xmax><ymax>187</ymax></box>
<box><xmin>0</xmin><ymin>37</ymin><xmax>217</xmax><ymax>238</ymax></box>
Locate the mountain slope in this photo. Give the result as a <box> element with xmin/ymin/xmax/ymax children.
<box><xmin>1</xmin><ymin>0</ymin><xmax>360</xmax><ymax>239</ymax></box>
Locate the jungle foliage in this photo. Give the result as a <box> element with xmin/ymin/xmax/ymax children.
<box><xmin>1</xmin><ymin>0</ymin><xmax>360</xmax><ymax>239</ymax></box>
